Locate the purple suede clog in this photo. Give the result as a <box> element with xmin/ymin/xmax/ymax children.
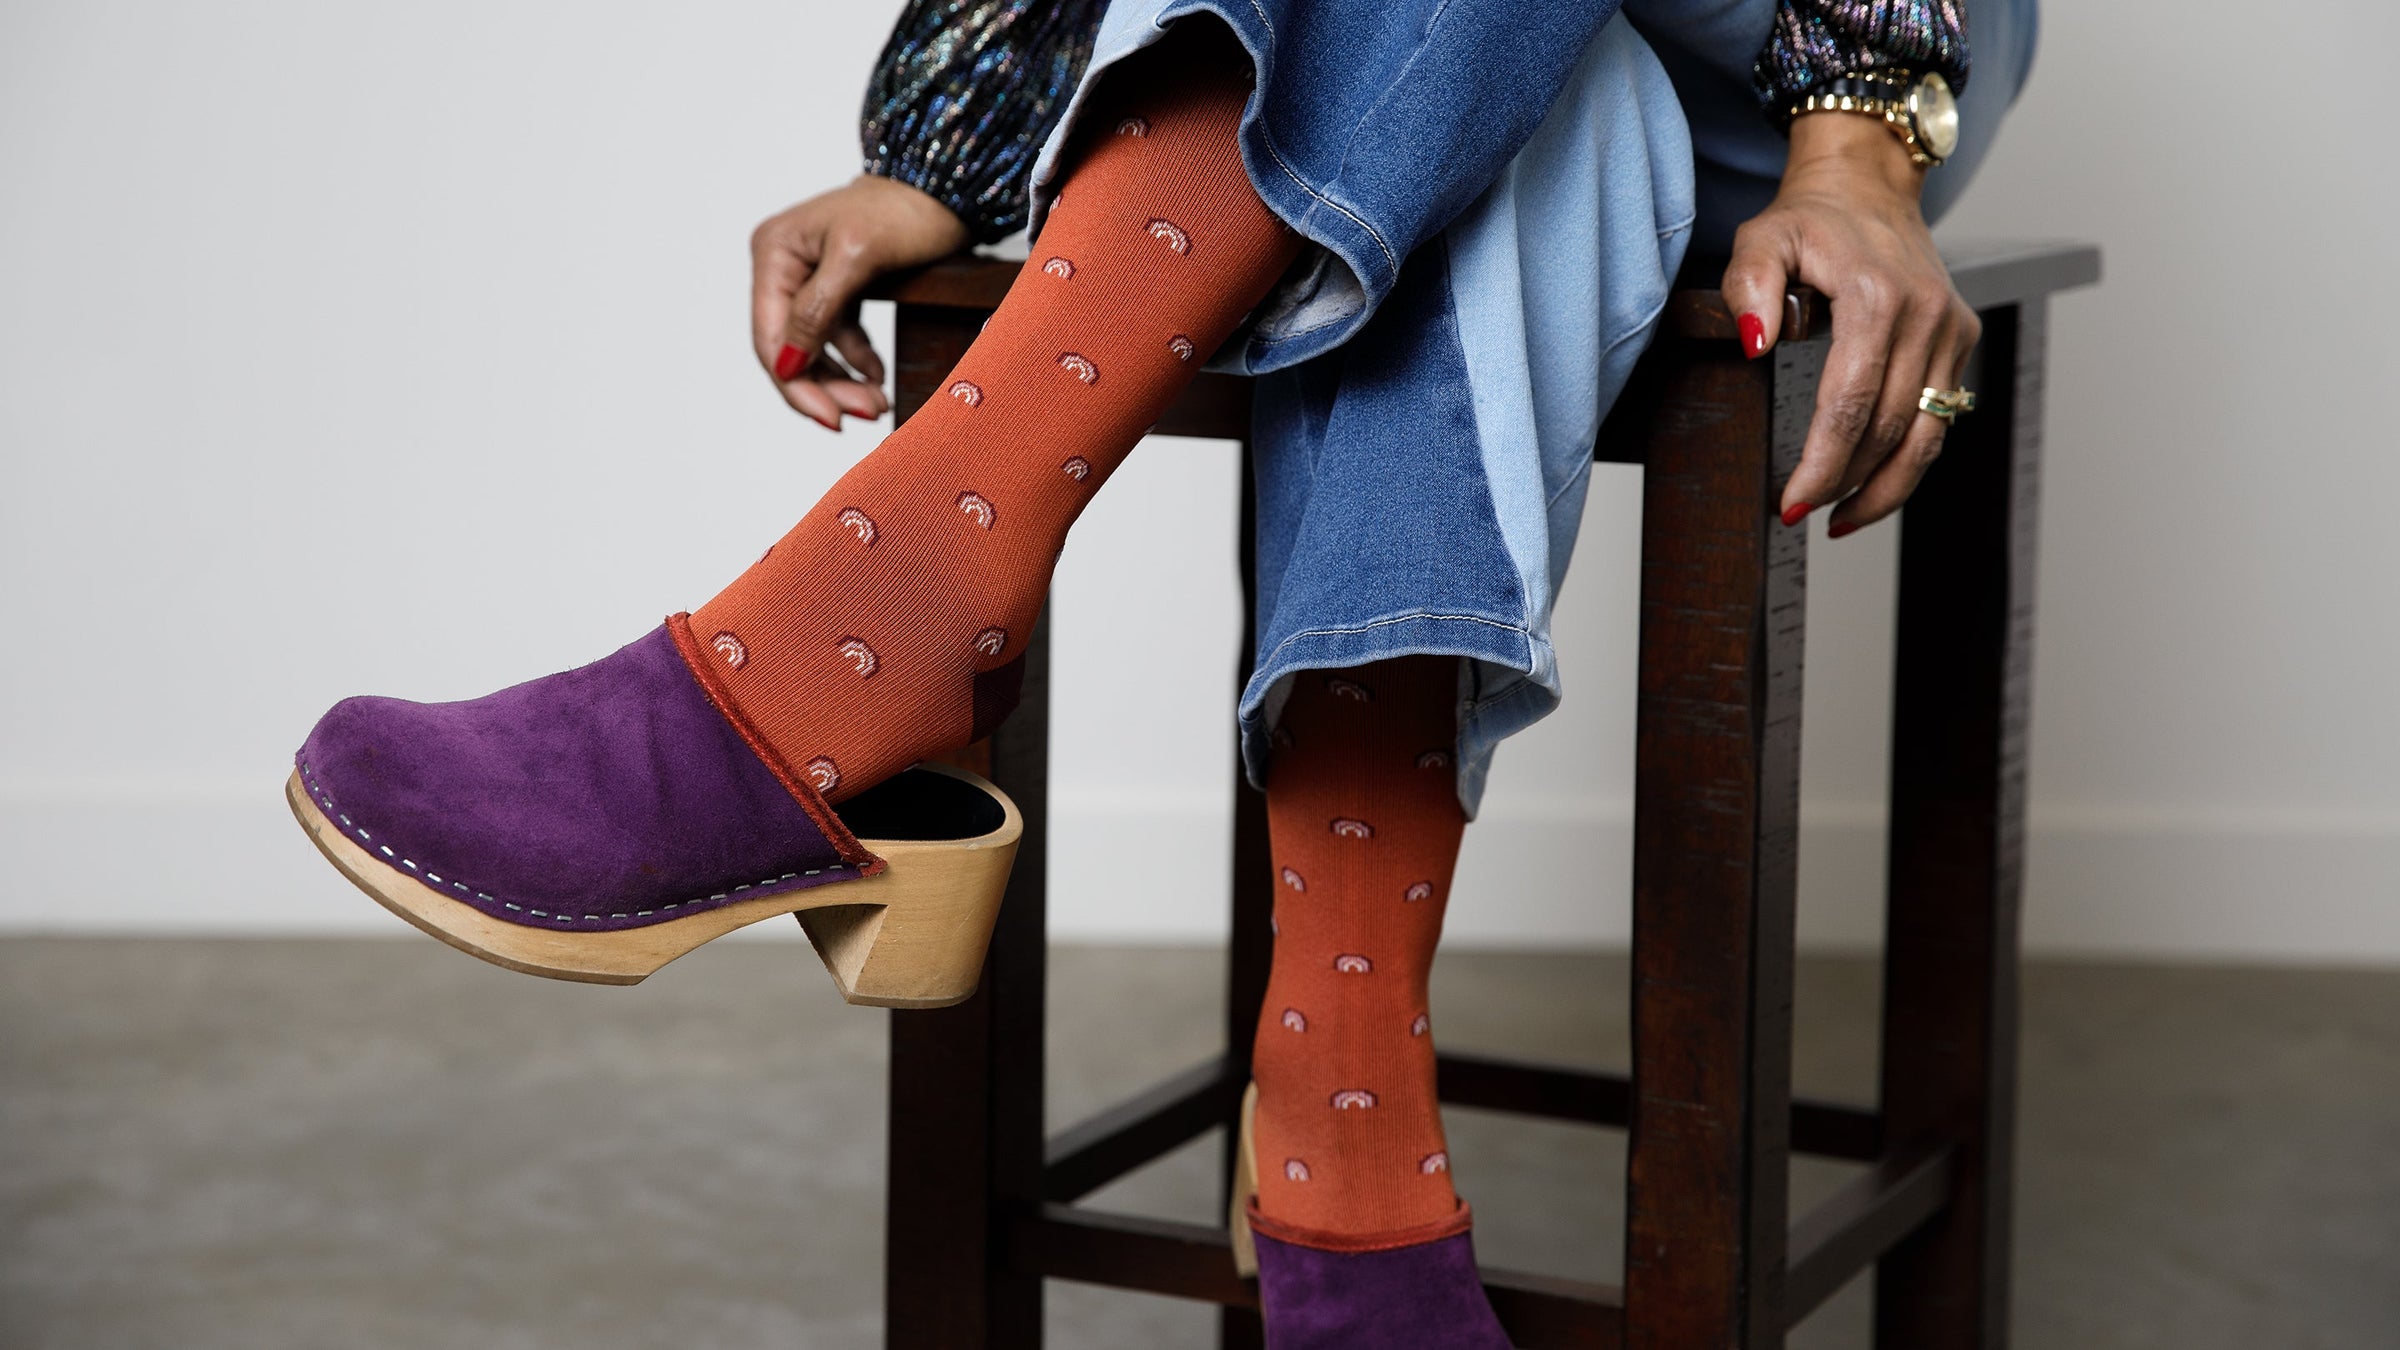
<box><xmin>1231</xmin><ymin>1083</ymin><xmax>1514</xmax><ymax>1348</ymax></box>
<box><xmin>288</xmin><ymin>622</ymin><xmax>1019</xmax><ymax>1003</ymax></box>
<box><xmin>1248</xmin><ymin>1206</ymin><xmax>1514</xmax><ymax>1349</ymax></box>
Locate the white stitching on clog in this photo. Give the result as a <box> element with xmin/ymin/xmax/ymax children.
<box><xmin>297</xmin><ymin>761</ymin><xmax>852</xmax><ymax>928</ymax></box>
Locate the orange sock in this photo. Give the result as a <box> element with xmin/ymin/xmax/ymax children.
<box><xmin>1250</xmin><ymin>656</ymin><xmax>1469</xmax><ymax>1247</ymax></box>
<box><xmin>679</xmin><ymin>31</ymin><xmax>1294</xmax><ymax>803</ymax></box>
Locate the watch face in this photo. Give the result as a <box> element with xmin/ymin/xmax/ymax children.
<box><xmin>1914</xmin><ymin>72</ymin><xmax>1961</xmax><ymax>160</ymax></box>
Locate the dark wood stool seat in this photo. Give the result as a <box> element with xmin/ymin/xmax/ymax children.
<box><xmin>864</xmin><ymin>241</ymin><xmax>2099</xmax><ymax>1349</ymax></box>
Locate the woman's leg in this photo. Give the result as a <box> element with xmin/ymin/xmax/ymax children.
<box><xmin>1239</xmin><ymin>656</ymin><xmax>1514</xmax><ymax>1348</ymax></box>
<box><xmin>1215</xmin><ymin>16</ymin><xmax>1695</xmax><ymax>1342</ymax></box>
<box><xmin>1251</xmin><ymin>656</ymin><xmax>1466</xmax><ymax>1242</ymax></box>
<box><xmin>293</xmin><ymin>26</ymin><xmax>1296</xmax><ymax>976</ymax></box>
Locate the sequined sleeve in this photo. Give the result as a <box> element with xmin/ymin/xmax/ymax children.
<box><xmin>861</xmin><ymin>0</ymin><xmax>1107</xmax><ymax>243</ymax></box>
<box><xmin>1754</xmin><ymin>0</ymin><xmax>1970</xmax><ymax>117</ymax></box>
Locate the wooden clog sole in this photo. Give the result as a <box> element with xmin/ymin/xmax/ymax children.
<box><xmin>285</xmin><ymin>763</ymin><xmax>1019</xmax><ymax>1007</ymax></box>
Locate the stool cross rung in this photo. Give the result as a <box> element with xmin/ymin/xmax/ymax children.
<box><xmin>1037</xmin><ymin>1050</ymin><xmax>1889</xmax><ymax>1213</ymax></box>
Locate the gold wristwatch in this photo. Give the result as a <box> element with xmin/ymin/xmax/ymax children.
<box><xmin>1789</xmin><ymin>68</ymin><xmax>1960</xmax><ymax>167</ymax></box>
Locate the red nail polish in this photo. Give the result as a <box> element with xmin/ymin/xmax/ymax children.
<box><xmin>773</xmin><ymin>344</ymin><xmax>809</xmax><ymax>381</ymax></box>
<box><xmin>1738</xmin><ymin>312</ymin><xmax>1767</xmax><ymax>360</ymax></box>
<box><xmin>1780</xmin><ymin>500</ymin><xmax>1815</xmax><ymax>527</ymax></box>
<box><xmin>1828</xmin><ymin>520</ymin><xmax>1859</xmax><ymax>539</ymax></box>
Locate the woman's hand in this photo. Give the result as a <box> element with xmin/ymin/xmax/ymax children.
<box><xmin>1722</xmin><ymin>114</ymin><xmax>1980</xmax><ymax>537</ymax></box>
<box><xmin>750</xmin><ymin>175</ymin><xmax>972</xmax><ymax>429</ymax></box>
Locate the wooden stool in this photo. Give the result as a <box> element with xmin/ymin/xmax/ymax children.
<box><xmin>864</xmin><ymin>242</ymin><xmax>2099</xmax><ymax>1349</ymax></box>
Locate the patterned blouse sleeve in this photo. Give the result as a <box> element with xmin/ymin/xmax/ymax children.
<box><xmin>1754</xmin><ymin>0</ymin><xmax>1971</xmax><ymax>118</ymax></box>
<box><xmin>860</xmin><ymin>0</ymin><xmax>1108</xmax><ymax>244</ymax></box>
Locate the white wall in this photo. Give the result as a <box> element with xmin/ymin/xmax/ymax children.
<box><xmin>3</xmin><ymin>1</ymin><xmax>2393</xmax><ymax>960</ymax></box>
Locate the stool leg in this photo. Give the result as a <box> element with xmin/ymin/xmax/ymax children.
<box><xmin>1874</xmin><ymin>301</ymin><xmax>2042</xmax><ymax>1350</ymax></box>
<box><xmin>883</xmin><ymin>302</ymin><xmax>1049</xmax><ymax>1349</ymax></box>
<box><xmin>1219</xmin><ymin>440</ymin><xmax>1270</xmax><ymax>1350</ymax></box>
<box><xmin>1622</xmin><ymin>338</ymin><xmax>1818</xmax><ymax>1350</ymax></box>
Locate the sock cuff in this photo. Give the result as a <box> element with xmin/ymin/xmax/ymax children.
<box><xmin>1244</xmin><ymin>1197</ymin><xmax>1474</xmax><ymax>1254</ymax></box>
<box><xmin>666</xmin><ymin>612</ymin><xmax>884</xmax><ymax>872</ymax></box>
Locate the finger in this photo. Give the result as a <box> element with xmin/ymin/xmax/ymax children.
<box><xmin>790</xmin><ymin>344</ymin><xmax>879</xmax><ymax>419</ymax></box>
<box><xmin>1827</xmin><ymin>410</ymin><xmax>1948</xmax><ymax>538</ymax></box>
<box><xmin>1826</xmin><ymin>326</ymin><xmax>1969</xmax><ymax>537</ymax></box>
<box><xmin>828</xmin><ymin>324</ymin><xmax>889</xmax><ymax>415</ymax></box>
<box><xmin>751</xmin><ymin>225</ymin><xmax>810</xmax><ymax>376</ymax></box>
<box><xmin>1721</xmin><ymin>221</ymin><xmax>1792</xmax><ymax>361</ymax></box>
<box><xmin>829</xmin><ymin>323</ymin><xmax>885</xmax><ymax>388</ymax></box>
<box><xmin>1836</xmin><ymin>302</ymin><xmax>1946</xmax><ymax>501</ymax></box>
<box><xmin>780</xmin><ymin>377</ymin><xmax>848</xmax><ymax>432</ymax></box>
<box><xmin>817</xmin><ymin>376</ymin><xmax>886</xmax><ymax>421</ymax></box>
<box><xmin>783</xmin><ymin>231</ymin><xmax>879</xmax><ymax>378</ymax></box>
<box><xmin>1781</xmin><ymin>301</ymin><xmax>1894</xmax><ymax>524</ymax></box>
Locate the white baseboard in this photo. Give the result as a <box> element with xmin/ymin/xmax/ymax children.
<box><xmin>0</xmin><ymin>785</ymin><xmax>400</xmax><ymax>935</ymax></box>
<box><xmin>1047</xmin><ymin>792</ymin><xmax>2400</xmax><ymax>963</ymax></box>
<box><xmin>4</xmin><ymin>786</ymin><xmax>2395</xmax><ymax>963</ymax></box>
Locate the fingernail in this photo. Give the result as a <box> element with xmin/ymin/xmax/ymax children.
<box><xmin>1828</xmin><ymin>520</ymin><xmax>1859</xmax><ymax>540</ymax></box>
<box><xmin>1738</xmin><ymin>312</ymin><xmax>1768</xmax><ymax>360</ymax></box>
<box><xmin>774</xmin><ymin>344</ymin><xmax>810</xmax><ymax>381</ymax></box>
<box><xmin>1780</xmin><ymin>501</ymin><xmax>1815</xmax><ymax>527</ymax></box>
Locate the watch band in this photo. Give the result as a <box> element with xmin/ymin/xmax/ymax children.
<box><xmin>1809</xmin><ymin>69</ymin><xmax>1919</xmax><ymax>102</ymax></box>
<box><xmin>1787</xmin><ymin>68</ymin><xmax>1947</xmax><ymax>166</ymax></box>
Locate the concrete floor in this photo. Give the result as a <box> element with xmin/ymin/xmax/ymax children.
<box><xmin>1</xmin><ymin>939</ymin><xmax>2394</xmax><ymax>1349</ymax></box>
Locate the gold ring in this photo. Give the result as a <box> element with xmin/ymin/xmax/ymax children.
<box><xmin>1919</xmin><ymin>386</ymin><xmax>1977</xmax><ymax>421</ymax></box>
